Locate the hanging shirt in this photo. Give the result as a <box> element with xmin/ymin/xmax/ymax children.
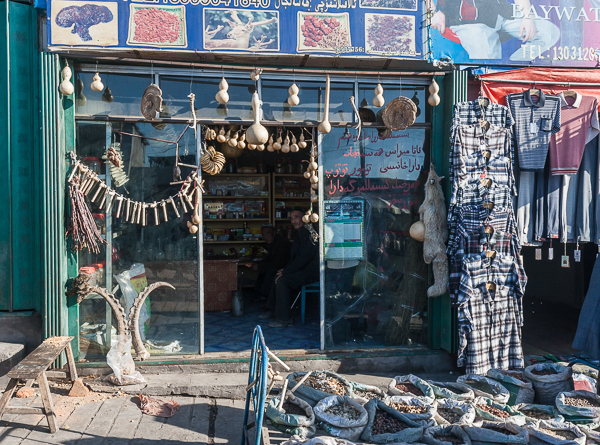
<box><xmin>549</xmin><ymin>93</ymin><xmax>599</xmax><ymax>175</ymax></box>
<box><xmin>506</xmin><ymin>90</ymin><xmax>561</xmax><ymax>171</ymax></box>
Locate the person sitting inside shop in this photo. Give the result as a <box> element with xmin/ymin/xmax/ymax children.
<box><xmin>260</xmin><ymin>207</ymin><xmax>319</xmax><ymax>328</ymax></box>
<box><xmin>246</xmin><ymin>224</ymin><xmax>291</xmax><ymax>299</ymax></box>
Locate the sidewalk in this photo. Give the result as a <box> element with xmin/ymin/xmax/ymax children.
<box><xmin>0</xmin><ymin>371</ymin><xmax>455</xmax><ymax>444</ymax></box>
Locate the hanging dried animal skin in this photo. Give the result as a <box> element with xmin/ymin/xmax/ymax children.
<box><xmin>59</xmin><ymin>64</ymin><xmax>74</xmax><ymax>96</ymax></box>
<box><xmin>103</xmin><ymin>143</ymin><xmax>129</xmax><ymax>187</ymax></box>
<box><xmin>141</xmin><ymin>84</ymin><xmax>163</xmax><ymax>120</ymax></box>
<box><xmin>215</xmin><ymin>77</ymin><xmax>229</xmax><ymax>104</ymax></box>
<box><xmin>90</xmin><ymin>73</ymin><xmax>104</xmax><ymax>92</ymax></box>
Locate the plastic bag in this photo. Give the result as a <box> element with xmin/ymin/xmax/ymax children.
<box><xmin>525</xmin><ymin>419</ymin><xmax>586</xmax><ymax>445</ymax></box>
<box><xmin>427</xmin><ymin>381</ymin><xmax>475</xmax><ymax>402</ymax></box>
<box><xmin>578</xmin><ymin>423</ymin><xmax>600</xmax><ymax>443</ymax></box>
<box><xmin>422</xmin><ymin>425</ymin><xmax>472</xmax><ymax>445</ymax></box>
<box><xmin>384</xmin><ymin>396</ymin><xmax>437</xmax><ymax>424</ymax></box>
<box><xmin>115</xmin><ymin>264</ymin><xmax>151</xmax><ymax>340</ymax></box>
<box><xmin>349</xmin><ymin>381</ymin><xmax>386</xmax><ymax>405</ymax></box>
<box><xmin>388</xmin><ymin>375</ymin><xmax>436</xmax><ymax>405</ymax></box>
<box><xmin>287</xmin><ymin>372</ymin><xmax>353</xmax><ymax>406</ymax></box>
<box><xmin>464</xmin><ymin>421</ymin><xmax>529</xmax><ymax>444</ymax></box>
<box><xmin>280</xmin><ymin>437</ymin><xmax>359</xmax><ymax>445</ymax></box>
<box><xmin>486</xmin><ymin>369</ymin><xmax>534</xmax><ymax>406</ymax></box>
<box><xmin>266</xmin><ymin>394</ymin><xmax>316</xmax><ymax>439</ymax></box>
<box><xmin>433</xmin><ymin>398</ymin><xmax>476</xmax><ymax>426</ymax></box>
<box><xmin>106</xmin><ymin>335</ymin><xmax>146</xmax><ymax>386</ymax></box>
<box><xmin>313</xmin><ymin>396</ymin><xmax>368</xmax><ymax>442</ymax></box>
<box><xmin>523</xmin><ymin>363</ymin><xmax>573</xmax><ymax>405</ymax></box>
<box><xmin>457</xmin><ymin>374</ymin><xmax>510</xmax><ymax>405</ymax></box>
<box><xmin>556</xmin><ymin>390</ymin><xmax>600</xmax><ymax>419</ymax></box>
<box><xmin>573</xmin><ymin>372</ymin><xmax>597</xmax><ymax>393</ymax></box>
<box><xmin>360</xmin><ymin>399</ymin><xmax>424</xmax><ymax>444</ymax></box>
<box><xmin>471</xmin><ymin>397</ymin><xmax>526</xmax><ymax>425</ymax></box>
<box><xmin>514</xmin><ymin>403</ymin><xmax>565</xmax><ymax>425</ymax></box>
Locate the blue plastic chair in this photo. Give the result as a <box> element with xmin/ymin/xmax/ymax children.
<box><xmin>299</xmin><ymin>282</ymin><xmax>319</xmax><ymax>324</ymax></box>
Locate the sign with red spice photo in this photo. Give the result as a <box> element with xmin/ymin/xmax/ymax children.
<box><xmin>46</xmin><ymin>0</ymin><xmax>424</xmax><ymax>59</ymax></box>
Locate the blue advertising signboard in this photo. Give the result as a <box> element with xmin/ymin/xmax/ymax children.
<box><xmin>429</xmin><ymin>0</ymin><xmax>600</xmax><ymax>67</ymax></box>
<box><xmin>47</xmin><ymin>0</ymin><xmax>424</xmax><ymax>59</ymax></box>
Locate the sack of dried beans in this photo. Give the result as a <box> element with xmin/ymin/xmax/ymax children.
<box><xmin>433</xmin><ymin>398</ymin><xmax>476</xmax><ymax>426</ymax></box>
<box><xmin>422</xmin><ymin>424</ymin><xmax>472</xmax><ymax>445</ymax></box>
<box><xmin>514</xmin><ymin>403</ymin><xmax>564</xmax><ymax>425</ymax></box>
<box><xmin>523</xmin><ymin>363</ymin><xmax>573</xmax><ymax>405</ymax></box>
<box><xmin>525</xmin><ymin>419</ymin><xmax>586</xmax><ymax>445</ymax></box>
<box><xmin>266</xmin><ymin>393</ymin><xmax>316</xmax><ymax>439</ymax></box>
<box><xmin>313</xmin><ymin>395</ymin><xmax>368</xmax><ymax>442</ymax></box>
<box><xmin>384</xmin><ymin>396</ymin><xmax>437</xmax><ymax>425</ymax></box>
<box><xmin>427</xmin><ymin>380</ymin><xmax>475</xmax><ymax>402</ymax></box>
<box><xmin>471</xmin><ymin>397</ymin><xmax>526</xmax><ymax>425</ymax></box>
<box><xmin>287</xmin><ymin>371</ymin><xmax>353</xmax><ymax>406</ymax></box>
<box><xmin>360</xmin><ymin>398</ymin><xmax>424</xmax><ymax>444</ymax></box>
<box><xmin>556</xmin><ymin>390</ymin><xmax>600</xmax><ymax>418</ymax></box>
<box><xmin>464</xmin><ymin>421</ymin><xmax>528</xmax><ymax>444</ymax></box>
<box><xmin>456</xmin><ymin>374</ymin><xmax>510</xmax><ymax>405</ymax></box>
<box><xmin>486</xmin><ymin>369</ymin><xmax>534</xmax><ymax>406</ymax></box>
<box><xmin>349</xmin><ymin>381</ymin><xmax>386</xmax><ymax>405</ymax></box>
<box><xmin>387</xmin><ymin>375</ymin><xmax>435</xmax><ymax>405</ymax></box>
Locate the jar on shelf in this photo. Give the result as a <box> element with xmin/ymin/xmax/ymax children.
<box><xmin>285</xmin><ymin>159</ymin><xmax>294</xmax><ymax>174</ymax></box>
<box><xmin>83</xmin><ymin>157</ymin><xmax>102</xmax><ymax>174</ymax></box>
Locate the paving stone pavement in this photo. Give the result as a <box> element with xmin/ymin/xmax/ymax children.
<box><xmin>0</xmin><ymin>395</ymin><xmax>248</xmax><ymax>444</ymax></box>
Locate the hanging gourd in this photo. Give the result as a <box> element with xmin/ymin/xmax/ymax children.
<box><xmin>309</xmin><ymin>157</ymin><xmax>318</xmax><ymax>172</ymax></box>
<box><xmin>59</xmin><ymin>64</ymin><xmax>74</xmax><ymax>96</ymax></box>
<box><xmin>76</xmin><ymin>79</ymin><xmax>87</xmax><ymax>107</ymax></box>
<box><xmin>287</xmin><ymin>83</ymin><xmax>300</xmax><ymax>106</ymax></box>
<box><xmin>224</xmin><ymin>129</ymin><xmax>232</xmax><ymax>143</ymax></box>
<box><xmin>318</xmin><ymin>75</ymin><xmax>331</xmax><ymax>134</ymax></box>
<box><xmin>215</xmin><ymin>77</ymin><xmax>229</xmax><ymax>104</ymax></box>
<box><xmin>273</xmin><ymin>131</ymin><xmax>282</xmax><ymax>151</ymax></box>
<box><xmin>102</xmin><ymin>87</ymin><xmax>114</xmax><ymax>103</ymax></box>
<box><xmin>311</xmin><ymin>189</ymin><xmax>318</xmax><ymax>203</ymax></box>
<box><xmin>281</xmin><ymin>132</ymin><xmax>290</xmax><ymax>153</ymax></box>
<box><xmin>250</xmin><ymin>69</ymin><xmax>263</xmax><ymax>81</ymax></box>
<box><xmin>229</xmin><ymin>130</ymin><xmax>239</xmax><ymax>147</ymax></box>
<box><xmin>217</xmin><ymin>126</ymin><xmax>227</xmax><ymax>143</ymax></box>
<box><xmin>267</xmin><ymin>134</ymin><xmax>274</xmax><ymax>152</ymax></box>
<box><xmin>248</xmin><ymin>144</ymin><xmax>257</xmax><ymax>150</ymax></box>
<box><xmin>373</xmin><ymin>83</ymin><xmax>385</xmax><ymax>108</ymax></box>
<box><xmin>237</xmin><ymin>132</ymin><xmax>246</xmax><ymax>149</ymax></box>
<box><xmin>290</xmin><ymin>134</ymin><xmax>299</xmax><ymax>153</ymax></box>
<box><xmin>428</xmin><ymin>79</ymin><xmax>440</xmax><ymax>107</ymax></box>
<box><xmin>298</xmin><ymin>132</ymin><xmax>307</xmax><ymax>149</ymax></box>
<box><xmin>204</xmin><ymin>127</ymin><xmax>213</xmax><ymax>141</ymax></box>
<box><xmin>91</xmin><ymin>73</ymin><xmax>104</xmax><ymax>92</ymax></box>
<box><xmin>246</xmin><ymin>91</ymin><xmax>269</xmax><ymax>145</ymax></box>
<box><xmin>257</xmin><ymin>144</ymin><xmax>265</xmax><ymax>151</ymax></box>
<box><xmin>303</xmin><ymin>171</ymin><xmax>311</xmax><ymax>179</ymax></box>
<box><xmin>310</xmin><ymin>212</ymin><xmax>319</xmax><ymax>223</ymax></box>
<box><xmin>302</xmin><ymin>210</ymin><xmax>311</xmax><ymax>224</ymax></box>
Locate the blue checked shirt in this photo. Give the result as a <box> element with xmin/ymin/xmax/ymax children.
<box><xmin>506</xmin><ymin>90</ymin><xmax>561</xmax><ymax>171</ymax></box>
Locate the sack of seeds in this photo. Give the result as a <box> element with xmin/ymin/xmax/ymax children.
<box><xmin>383</xmin><ymin>396</ymin><xmax>437</xmax><ymax>425</ymax></box>
<box><xmin>388</xmin><ymin>375</ymin><xmax>436</xmax><ymax>405</ymax></box>
<box><xmin>578</xmin><ymin>422</ymin><xmax>600</xmax><ymax>443</ymax></box>
<box><xmin>471</xmin><ymin>397</ymin><xmax>526</xmax><ymax>425</ymax></box>
<box><xmin>523</xmin><ymin>363</ymin><xmax>573</xmax><ymax>405</ymax></box>
<box><xmin>427</xmin><ymin>381</ymin><xmax>475</xmax><ymax>402</ymax></box>
<box><xmin>464</xmin><ymin>421</ymin><xmax>528</xmax><ymax>444</ymax></box>
<box><xmin>434</xmin><ymin>398</ymin><xmax>476</xmax><ymax>426</ymax></box>
<box><xmin>525</xmin><ymin>419</ymin><xmax>586</xmax><ymax>445</ymax></box>
<box><xmin>456</xmin><ymin>375</ymin><xmax>510</xmax><ymax>405</ymax></box>
<box><xmin>287</xmin><ymin>371</ymin><xmax>353</xmax><ymax>406</ymax></box>
<box><xmin>486</xmin><ymin>369</ymin><xmax>534</xmax><ymax>406</ymax></box>
<box><xmin>514</xmin><ymin>403</ymin><xmax>564</xmax><ymax>425</ymax></box>
<box><xmin>350</xmin><ymin>381</ymin><xmax>386</xmax><ymax>405</ymax></box>
<box><xmin>360</xmin><ymin>398</ymin><xmax>424</xmax><ymax>444</ymax></box>
<box><xmin>556</xmin><ymin>390</ymin><xmax>600</xmax><ymax>418</ymax></box>
<box><xmin>266</xmin><ymin>394</ymin><xmax>316</xmax><ymax>438</ymax></box>
<box><xmin>314</xmin><ymin>395</ymin><xmax>368</xmax><ymax>442</ymax></box>
<box><xmin>422</xmin><ymin>425</ymin><xmax>472</xmax><ymax>445</ymax></box>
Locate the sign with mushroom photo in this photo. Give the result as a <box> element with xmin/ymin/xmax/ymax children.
<box><xmin>51</xmin><ymin>0</ymin><xmax>118</xmax><ymax>46</ymax></box>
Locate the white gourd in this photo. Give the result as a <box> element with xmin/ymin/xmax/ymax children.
<box><xmin>318</xmin><ymin>75</ymin><xmax>331</xmax><ymax>134</ymax></box>
<box><xmin>267</xmin><ymin>134</ymin><xmax>274</xmax><ymax>152</ymax></box>
<box><xmin>373</xmin><ymin>83</ymin><xmax>385</xmax><ymax>108</ymax></box>
<box><xmin>246</xmin><ymin>91</ymin><xmax>269</xmax><ymax>145</ymax></box>
<box><xmin>298</xmin><ymin>132</ymin><xmax>307</xmax><ymax>149</ymax></box>
<box><xmin>281</xmin><ymin>132</ymin><xmax>290</xmax><ymax>153</ymax></box>
<box><xmin>290</xmin><ymin>134</ymin><xmax>299</xmax><ymax>152</ymax></box>
<box><xmin>217</xmin><ymin>126</ymin><xmax>226</xmax><ymax>143</ymax></box>
<box><xmin>428</xmin><ymin>79</ymin><xmax>441</xmax><ymax>107</ymax></box>
<box><xmin>273</xmin><ymin>135</ymin><xmax>282</xmax><ymax>151</ymax></box>
<box><xmin>90</xmin><ymin>73</ymin><xmax>104</xmax><ymax>92</ymax></box>
<box><xmin>59</xmin><ymin>65</ymin><xmax>74</xmax><ymax>96</ymax></box>
<box><xmin>215</xmin><ymin>77</ymin><xmax>230</xmax><ymax>104</ymax></box>
<box><xmin>287</xmin><ymin>83</ymin><xmax>300</xmax><ymax>106</ymax></box>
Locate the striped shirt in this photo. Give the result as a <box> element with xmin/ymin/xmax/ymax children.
<box><xmin>506</xmin><ymin>90</ymin><xmax>561</xmax><ymax>171</ymax></box>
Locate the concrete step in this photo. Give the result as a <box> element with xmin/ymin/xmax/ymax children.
<box><xmin>0</xmin><ymin>342</ymin><xmax>26</xmax><ymax>388</ymax></box>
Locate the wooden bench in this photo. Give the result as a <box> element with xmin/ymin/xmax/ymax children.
<box><xmin>0</xmin><ymin>336</ymin><xmax>78</xmax><ymax>433</ymax></box>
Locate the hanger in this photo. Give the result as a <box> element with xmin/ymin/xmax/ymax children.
<box><xmin>478</xmin><ymin>83</ymin><xmax>489</xmax><ymax>108</ymax></box>
<box><xmin>563</xmin><ymin>83</ymin><xmax>577</xmax><ymax>98</ymax></box>
<box><xmin>529</xmin><ymin>82</ymin><xmax>541</xmax><ymax>97</ymax></box>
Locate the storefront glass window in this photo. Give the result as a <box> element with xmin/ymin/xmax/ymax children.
<box><xmin>76</xmin><ymin>121</ymin><xmax>199</xmax><ymax>359</ymax></box>
<box><xmin>262</xmin><ymin>80</ymin><xmax>355</xmax><ymax>122</ymax></box>
<box><xmin>75</xmin><ymin>73</ymin><xmax>153</xmax><ymax>116</ymax></box>
<box><xmin>357</xmin><ymin>84</ymin><xmax>427</xmax><ymax>124</ymax></box>
<box><xmin>321</xmin><ymin>127</ymin><xmax>429</xmax><ymax>348</ymax></box>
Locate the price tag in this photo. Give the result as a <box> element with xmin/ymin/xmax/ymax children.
<box><xmin>535</xmin><ymin>248</ymin><xmax>542</xmax><ymax>260</ymax></box>
<box><xmin>548</xmin><ymin>247</ymin><xmax>554</xmax><ymax>260</ymax></box>
<box><xmin>530</xmin><ymin>122</ymin><xmax>538</xmax><ymax>134</ymax></box>
<box><xmin>574</xmin><ymin>250</ymin><xmax>581</xmax><ymax>262</ymax></box>
<box><xmin>561</xmin><ymin>255</ymin><xmax>570</xmax><ymax>268</ymax></box>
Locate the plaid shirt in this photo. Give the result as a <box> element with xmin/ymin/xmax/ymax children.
<box><xmin>506</xmin><ymin>90</ymin><xmax>561</xmax><ymax>171</ymax></box>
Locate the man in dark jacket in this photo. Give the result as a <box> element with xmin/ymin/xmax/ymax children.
<box><xmin>248</xmin><ymin>224</ymin><xmax>291</xmax><ymax>298</ymax></box>
<box><xmin>261</xmin><ymin>208</ymin><xmax>319</xmax><ymax>328</ymax></box>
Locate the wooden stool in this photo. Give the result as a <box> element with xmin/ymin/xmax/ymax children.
<box><xmin>0</xmin><ymin>336</ymin><xmax>77</xmax><ymax>433</ymax></box>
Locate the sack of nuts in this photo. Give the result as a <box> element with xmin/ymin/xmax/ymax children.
<box><xmin>456</xmin><ymin>374</ymin><xmax>510</xmax><ymax>405</ymax></box>
<box><xmin>471</xmin><ymin>396</ymin><xmax>526</xmax><ymax>425</ymax></box>
<box><xmin>487</xmin><ymin>368</ymin><xmax>535</xmax><ymax>405</ymax></box>
<box><xmin>525</xmin><ymin>419</ymin><xmax>586</xmax><ymax>445</ymax></box>
<box><xmin>427</xmin><ymin>380</ymin><xmax>475</xmax><ymax>402</ymax></box>
<box><xmin>433</xmin><ymin>398</ymin><xmax>476</xmax><ymax>426</ymax></box>
<box><xmin>464</xmin><ymin>421</ymin><xmax>529</xmax><ymax>444</ymax></box>
<box><xmin>360</xmin><ymin>398</ymin><xmax>424</xmax><ymax>444</ymax></box>
<box><xmin>523</xmin><ymin>363</ymin><xmax>573</xmax><ymax>405</ymax></box>
<box><xmin>384</xmin><ymin>396</ymin><xmax>437</xmax><ymax>425</ymax></box>
<box><xmin>387</xmin><ymin>375</ymin><xmax>435</xmax><ymax>405</ymax></box>
<box><xmin>556</xmin><ymin>390</ymin><xmax>600</xmax><ymax>419</ymax></box>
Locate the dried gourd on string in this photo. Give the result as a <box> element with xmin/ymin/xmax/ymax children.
<box><xmin>200</xmin><ymin>145</ymin><xmax>226</xmax><ymax>175</ymax></box>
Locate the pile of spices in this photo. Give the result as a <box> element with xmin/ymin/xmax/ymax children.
<box><xmin>475</xmin><ymin>403</ymin><xmax>510</xmax><ymax>418</ymax></box>
<box><xmin>564</xmin><ymin>396</ymin><xmax>600</xmax><ymax>408</ymax></box>
<box><xmin>295</xmin><ymin>373</ymin><xmax>347</xmax><ymax>395</ymax></box>
<box><xmin>324</xmin><ymin>403</ymin><xmax>362</xmax><ymax>421</ymax></box>
<box><xmin>387</xmin><ymin>401</ymin><xmax>427</xmax><ymax>414</ymax></box>
<box><xmin>437</xmin><ymin>408</ymin><xmax>461</xmax><ymax>423</ymax></box>
<box><xmin>539</xmin><ymin>428</ymin><xmax>577</xmax><ymax>441</ymax></box>
<box><xmin>433</xmin><ymin>432</ymin><xmax>464</xmax><ymax>445</ymax></box>
<box><xmin>394</xmin><ymin>382</ymin><xmax>424</xmax><ymax>397</ymax></box>
<box><xmin>354</xmin><ymin>390</ymin><xmax>380</xmax><ymax>401</ymax></box>
<box><xmin>530</xmin><ymin>368</ymin><xmax>558</xmax><ymax>376</ymax></box>
<box><xmin>282</xmin><ymin>402</ymin><xmax>308</xmax><ymax>416</ymax></box>
<box><xmin>523</xmin><ymin>410</ymin><xmax>553</xmax><ymax>420</ymax></box>
<box><xmin>372</xmin><ymin>410</ymin><xmax>406</xmax><ymax>435</ymax></box>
